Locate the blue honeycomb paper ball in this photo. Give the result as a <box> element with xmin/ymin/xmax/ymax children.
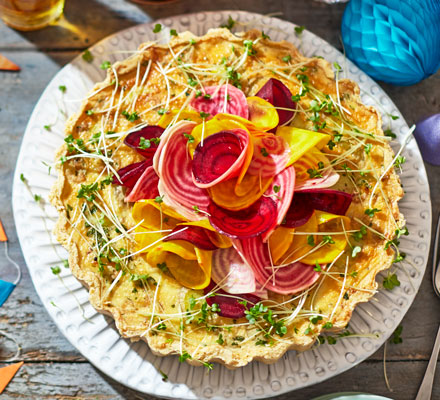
<box><xmin>342</xmin><ymin>0</ymin><xmax>440</xmax><ymax>85</ymax></box>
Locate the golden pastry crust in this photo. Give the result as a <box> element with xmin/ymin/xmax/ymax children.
<box><xmin>50</xmin><ymin>28</ymin><xmax>404</xmax><ymax>368</ymax></box>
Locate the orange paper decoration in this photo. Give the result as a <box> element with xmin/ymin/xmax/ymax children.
<box><xmin>0</xmin><ymin>54</ymin><xmax>20</xmax><ymax>72</ymax></box>
<box><xmin>0</xmin><ymin>362</ymin><xmax>23</xmax><ymax>393</ymax></box>
<box><xmin>0</xmin><ymin>219</ymin><xmax>7</xmax><ymax>242</ymax></box>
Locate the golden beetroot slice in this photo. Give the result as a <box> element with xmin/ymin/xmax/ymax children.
<box><xmin>255</xmin><ymin>78</ymin><xmax>295</xmax><ymax>127</ymax></box>
<box><xmin>163</xmin><ymin>226</ymin><xmax>218</xmax><ymax>250</ymax></box>
<box><xmin>190</xmin><ymin>84</ymin><xmax>249</xmax><ymax>119</ymax></box>
<box><xmin>113</xmin><ymin>160</ymin><xmax>151</xmax><ymax>189</ymax></box>
<box><xmin>192</xmin><ymin>130</ymin><xmax>249</xmax><ymax>188</ymax></box>
<box><xmin>208</xmin><ymin>197</ymin><xmax>277</xmax><ymax>239</ymax></box>
<box><xmin>123</xmin><ymin>126</ymin><xmax>164</xmax><ymax>158</ymax></box>
<box><xmin>246</xmin><ymin>96</ymin><xmax>279</xmax><ymax>131</ymax></box>
<box><xmin>204</xmin><ymin>281</ymin><xmax>260</xmax><ymax>319</ymax></box>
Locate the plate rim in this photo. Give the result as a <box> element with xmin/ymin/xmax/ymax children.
<box><xmin>12</xmin><ymin>10</ymin><xmax>432</xmax><ymax>400</ymax></box>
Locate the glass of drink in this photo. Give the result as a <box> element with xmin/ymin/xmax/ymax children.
<box><xmin>0</xmin><ymin>0</ymin><xmax>65</xmax><ymax>31</ymax></box>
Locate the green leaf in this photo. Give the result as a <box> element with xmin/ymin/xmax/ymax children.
<box><xmin>390</xmin><ymin>325</ymin><xmax>403</xmax><ymax>344</ymax></box>
<box><xmin>365</xmin><ymin>208</ymin><xmax>380</xmax><ymax>218</ymax></box>
<box><xmin>216</xmin><ymin>333</ymin><xmax>224</xmax><ymax>345</ymax></box>
<box><xmin>183</xmin><ymin>133</ymin><xmax>195</xmax><ymax>143</ymax></box>
<box><xmin>170</xmin><ymin>29</ymin><xmax>178</xmax><ymax>37</ymax></box>
<box><xmin>294</xmin><ymin>25</ymin><xmax>305</xmax><ymax>35</ymax></box>
<box><xmin>383</xmin><ymin>273</ymin><xmax>400</xmax><ymax>290</ymax></box>
<box><xmin>282</xmin><ymin>54</ymin><xmax>292</xmax><ymax>63</ymax></box>
<box><xmin>384</xmin><ymin>129</ymin><xmax>396</xmax><ymax>138</ymax></box>
<box><xmin>153</xmin><ymin>23</ymin><xmax>162</xmax><ymax>33</ymax></box>
<box><xmin>58</xmin><ymin>85</ymin><xmax>66</xmax><ymax>93</ymax></box>
<box><xmin>364</xmin><ymin>143</ymin><xmax>372</xmax><ymax>154</ymax></box>
<box><xmin>82</xmin><ymin>50</ymin><xmax>94</xmax><ymax>63</ymax></box>
<box><xmin>121</xmin><ymin>110</ymin><xmax>139</xmax><ymax>122</ymax></box>
<box><xmin>138</xmin><ymin>137</ymin><xmax>151</xmax><ymax>149</ymax></box>
<box><xmin>159</xmin><ymin>369</ymin><xmax>168</xmax><ymax>382</ymax></box>
<box><xmin>154</xmin><ymin>195</ymin><xmax>164</xmax><ymax>204</ymax></box>
<box><xmin>179</xmin><ymin>351</ymin><xmax>192</xmax><ymax>362</ymax></box>
<box><xmin>51</xmin><ymin>266</ymin><xmax>61</xmax><ymax>275</ymax></box>
<box><xmin>100</xmin><ymin>61</ymin><xmax>111</xmax><ymax>70</ymax></box>
<box><xmin>220</xmin><ymin>16</ymin><xmax>235</xmax><ymax>30</ymax></box>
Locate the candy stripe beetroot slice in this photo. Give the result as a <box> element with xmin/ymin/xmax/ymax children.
<box><xmin>124</xmin><ymin>125</ymin><xmax>164</xmax><ymax>158</ymax></box>
<box><xmin>156</xmin><ymin>121</ymin><xmax>210</xmax><ymax>221</ymax></box>
<box><xmin>112</xmin><ymin>160</ymin><xmax>151</xmax><ymax>189</ymax></box>
<box><xmin>261</xmin><ymin>165</ymin><xmax>296</xmax><ymax>242</ymax></box>
<box><xmin>295</xmin><ymin>169</ymin><xmax>340</xmax><ymax>191</ymax></box>
<box><xmin>204</xmin><ymin>281</ymin><xmax>261</xmax><ymax>319</ymax></box>
<box><xmin>237</xmin><ymin>236</ymin><xmax>320</xmax><ymax>295</ymax></box>
<box><xmin>246</xmin><ymin>132</ymin><xmax>291</xmax><ymax>178</ymax></box>
<box><xmin>192</xmin><ymin>129</ymin><xmax>250</xmax><ymax>188</ymax></box>
<box><xmin>124</xmin><ymin>165</ymin><xmax>159</xmax><ymax>202</ymax></box>
<box><xmin>190</xmin><ymin>84</ymin><xmax>249</xmax><ymax>119</ymax></box>
<box><xmin>208</xmin><ymin>197</ymin><xmax>277</xmax><ymax>239</ymax></box>
<box><xmin>163</xmin><ymin>225</ymin><xmax>218</xmax><ymax>250</ymax></box>
<box><xmin>211</xmin><ymin>247</ymin><xmax>256</xmax><ymax>294</ymax></box>
<box><xmin>255</xmin><ymin>78</ymin><xmax>296</xmax><ymax>127</ymax></box>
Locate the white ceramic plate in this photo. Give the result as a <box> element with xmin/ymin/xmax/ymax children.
<box><xmin>12</xmin><ymin>11</ymin><xmax>431</xmax><ymax>400</ymax></box>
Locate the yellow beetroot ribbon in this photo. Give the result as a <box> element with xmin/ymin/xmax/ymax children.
<box><xmin>276</xmin><ymin>126</ymin><xmax>330</xmax><ymax>167</ymax></box>
<box><xmin>132</xmin><ymin>200</ymin><xmax>212</xmax><ymax>289</ymax></box>
<box><xmin>272</xmin><ymin>211</ymin><xmax>350</xmax><ymax>266</ymax></box>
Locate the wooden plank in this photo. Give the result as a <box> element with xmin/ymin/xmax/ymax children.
<box><xmin>1</xmin><ymin>360</ymin><xmax>439</xmax><ymax>400</ymax></box>
<box><xmin>0</xmin><ymin>0</ymin><xmax>345</xmax><ymax>51</ymax></box>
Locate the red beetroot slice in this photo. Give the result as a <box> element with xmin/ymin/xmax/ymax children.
<box><xmin>237</xmin><ymin>237</ymin><xmax>320</xmax><ymax>295</ymax></box>
<box><xmin>255</xmin><ymin>78</ymin><xmax>295</xmax><ymax>127</ymax></box>
<box><xmin>283</xmin><ymin>189</ymin><xmax>353</xmax><ymax>228</ymax></box>
<box><xmin>163</xmin><ymin>226</ymin><xmax>218</xmax><ymax>250</ymax></box>
<box><xmin>204</xmin><ymin>281</ymin><xmax>260</xmax><ymax>319</ymax></box>
<box><xmin>124</xmin><ymin>126</ymin><xmax>164</xmax><ymax>158</ymax></box>
<box><xmin>208</xmin><ymin>197</ymin><xmax>277</xmax><ymax>239</ymax></box>
<box><xmin>113</xmin><ymin>160</ymin><xmax>151</xmax><ymax>189</ymax></box>
<box><xmin>283</xmin><ymin>193</ymin><xmax>315</xmax><ymax>228</ymax></box>
<box><xmin>190</xmin><ymin>84</ymin><xmax>249</xmax><ymax>119</ymax></box>
<box><xmin>124</xmin><ymin>165</ymin><xmax>159</xmax><ymax>202</ymax></box>
<box><xmin>303</xmin><ymin>189</ymin><xmax>353</xmax><ymax>216</ymax></box>
<box><xmin>192</xmin><ymin>130</ymin><xmax>243</xmax><ymax>185</ymax></box>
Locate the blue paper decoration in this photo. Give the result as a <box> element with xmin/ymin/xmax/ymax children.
<box><xmin>0</xmin><ymin>280</ymin><xmax>16</xmax><ymax>307</ymax></box>
<box><xmin>342</xmin><ymin>0</ymin><xmax>440</xmax><ymax>85</ymax></box>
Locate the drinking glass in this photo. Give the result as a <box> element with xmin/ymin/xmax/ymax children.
<box><xmin>0</xmin><ymin>0</ymin><xmax>65</xmax><ymax>31</ymax></box>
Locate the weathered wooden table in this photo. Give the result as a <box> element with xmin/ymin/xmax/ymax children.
<box><xmin>1</xmin><ymin>0</ymin><xmax>439</xmax><ymax>398</ymax></box>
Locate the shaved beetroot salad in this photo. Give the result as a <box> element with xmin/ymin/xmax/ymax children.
<box><xmin>113</xmin><ymin>78</ymin><xmax>353</xmax><ymax>319</ymax></box>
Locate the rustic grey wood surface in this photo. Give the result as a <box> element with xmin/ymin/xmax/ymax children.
<box><xmin>0</xmin><ymin>0</ymin><xmax>439</xmax><ymax>399</ymax></box>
